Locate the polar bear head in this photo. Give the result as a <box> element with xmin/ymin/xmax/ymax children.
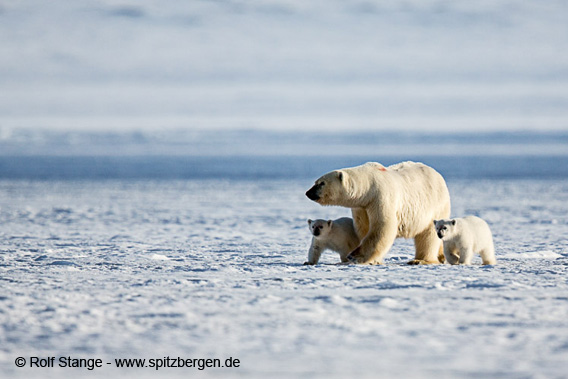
<box><xmin>305</xmin><ymin>170</ymin><xmax>353</xmax><ymax>206</ymax></box>
<box><xmin>433</xmin><ymin>219</ymin><xmax>456</xmax><ymax>240</ymax></box>
<box><xmin>308</xmin><ymin>219</ymin><xmax>332</xmax><ymax>238</ymax></box>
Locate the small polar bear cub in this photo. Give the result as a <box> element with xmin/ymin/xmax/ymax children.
<box><xmin>305</xmin><ymin>217</ymin><xmax>360</xmax><ymax>265</ymax></box>
<box><xmin>434</xmin><ymin>216</ymin><xmax>497</xmax><ymax>265</ymax></box>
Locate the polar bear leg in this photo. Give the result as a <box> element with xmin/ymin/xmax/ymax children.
<box><xmin>480</xmin><ymin>246</ymin><xmax>497</xmax><ymax>265</ymax></box>
<box><xmin>348</xmin><ymin>221</ymin><xmax>397</xmax><ymax>264</ymax></box>
<box><xmin>409</xmin><ymin>227</ymin><xmax>442</xmax><ymax>265</ymax></box>
<box><xmin>304</xmin><ymin>239</ymin><xmax>323</xmax><ymax>265</ymax></box>
<box><xmin>437</xmin><ymin>201</ymin><xmax>451</xmax><ymax>264</ymax></box>
<box><xmin>351</xmin><ymin>207</ymin><xmax>369</xmax><ymax>241</ymax></box>
<box><xmin>459</xmin><ymin>248</ymin><xmax>474</xmax><ymax>265</ymax></box>
<box><xmin>437</xmin><ymin>243</ymin><xmax>446</xmax><ymax>264</ymax></box>
<box><xmin>444</xmin><ymin>246</ymin><xmax>460</xmax><ymax>265</ymax></box>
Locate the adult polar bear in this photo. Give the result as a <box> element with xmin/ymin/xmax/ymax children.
<box><xmin>306</xmin><ymin>161</ymin><xmax>451</xmax><ymax>265</ymax></box>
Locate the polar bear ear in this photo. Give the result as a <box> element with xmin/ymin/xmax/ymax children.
<box><xmin>451</xmin><ymin>220</ymin><xmax>456</xmax><ymax>226</ymax></box>
<box><xmin>307</xmin><ymin>219</ymin><xmax>312</xmax><ymax>225</ymax></box>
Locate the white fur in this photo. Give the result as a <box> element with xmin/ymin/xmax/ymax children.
<box><xmin>434</xmin><ymin>216</ymin><xmax>497</xmax><ymax>265</ymax></box>
<box><xmin>306</xmin><ymin>161</ymin><xmax>451</xmax><ymax>265</ymax></box>
<box><xmin>305</xmin><ymin>217</ymin><xmax>360</xmax><ymax>265</ymax></box>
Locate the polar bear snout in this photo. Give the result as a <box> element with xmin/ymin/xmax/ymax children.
<box><xmin>306</xmin><ymin>185</ymin><xmax>321</xmax><ymax>201</ymax></box>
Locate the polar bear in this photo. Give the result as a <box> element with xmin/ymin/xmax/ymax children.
<box><xmin>433</xmin><ymin>216</ymin><xmax>496</xmax><ymax>265</ymax></box>
<box><xmin>304</xmin><ymin>217</ymin><xmax>360</xmax><ymax>265</ymax></box>
<box><xmin>306</xmin><ymin>161</ymin><xmax>450</xmax><ymax>265</ymax></box>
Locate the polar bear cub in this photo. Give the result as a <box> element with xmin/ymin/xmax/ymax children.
<box><xmin>434</xmin><ymin>216</ymin><xmax>496</xmax><ymax>265</ymax></box>
<box><xmin>305</xmin><ymin>217</ymin><xmax>360</xmax><ymax>265</ymax></box>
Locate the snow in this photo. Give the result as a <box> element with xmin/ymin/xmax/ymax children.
<box><xmin>1</xmin><ymin>177</ymin><xmax>567</xmax><ymax>378</ymax></box>
<box><xmin>502</xmin><ymin>251</ymin><xmax>563</xmax><ymax>260</ymax></box>
<box><xmin>1</xmin><ymin>0</ymin><xmax>568</xmax><ymax>377</ymax></box>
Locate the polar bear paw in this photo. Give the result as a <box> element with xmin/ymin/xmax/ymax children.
<box><xmin>407</xmin><ymin>259</ymin><xmax>439</xmax><ymax>265</ymax></box>
<box><xmin>346</xmin><ymin>249</ymin><xmax>370</xmax><ymax>264</ymax></box>
<box><xmin>347</xmin><ymin>254</ymin><xmax>381</xmax><ymax>265</ymax></box>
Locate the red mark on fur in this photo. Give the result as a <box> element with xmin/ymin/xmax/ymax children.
<box><xmin>378</xmin><ymin>166</ymin><xmax>387</xmax><ymax>172</ymax></box>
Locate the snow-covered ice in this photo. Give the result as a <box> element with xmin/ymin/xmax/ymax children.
<box><xmin>1</xmin><ymin>0</ymin><xmax>568</xmax><ymax>377</ymax></box>
<box><xmin>1</xmin><ymin>176</ymin><xmax>567</xmax><ymax>378</ymax></box>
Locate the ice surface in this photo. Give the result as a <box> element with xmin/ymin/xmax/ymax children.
<box><xmin>1</xmin><ymin>178</ymin><xmax>567</xmax><ymax>378</ymax></box>
<box><xmin>1</xmin><ymin>0</ymin><xmax>568</xmax><ymax>377</ymax></box>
